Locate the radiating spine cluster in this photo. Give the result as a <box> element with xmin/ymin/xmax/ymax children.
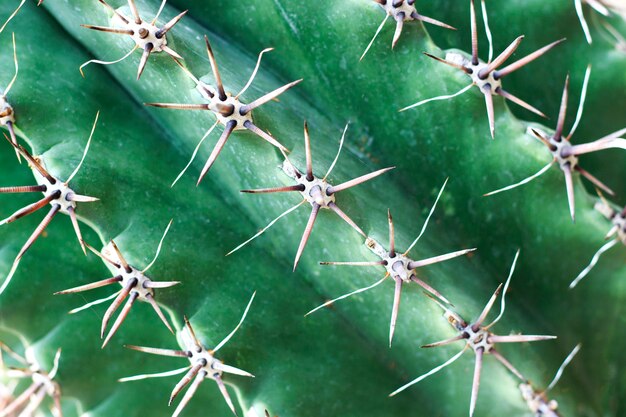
<box><xmin>80</xmin><ymin>0</ymin><xmax>187</xmax><ymax>79</ymax></box>
<box><xmin>308</xmin><ymin>179</ymin><xmax>475</xmax><ymax>346</ymax></box>
<box><xmin>389</xmin><ymin>251</ymin><xmax>557</xmax><ymax>417</ymax></box>
<box><xmin>0</xmin><ymin>339</ymin><xmax>62</xmax><ymax>417</ymax></box>
<box><xmin>120</xmin><ymin>293</ymin><xmax>256</xmax><ymax>417</ymax></box>
<box><xmin>485</xmin><ymin>66</ymin><xmax>626</xmax><ymax>221</ymax></box>
<box><xmin>0</xmin><ymin>113</ymin><xmax>100</xmax><ymax>296</ymax></box>
<box><xmin>230</xmin><ymin>122</ymin><xmax>393</xmax><ymax>271</ymax></box>
<box><xmin>146</xmin><ymin>36</ymin><xmax>302</xmax><ymax>186</ymax></box>
<box><xmin>55</xmin><ymin>221</ymin><xmax>179</xmax><ymax>347</ymax></box>
<box><xmin>360</xmin><ymin>0</ymin><xmax>456</xmax><ymax>61</ymax></box>
<box><xmin>400</xmin><ymin>0</ymin><xmax>563</xmax><ymax>139</ymax></box>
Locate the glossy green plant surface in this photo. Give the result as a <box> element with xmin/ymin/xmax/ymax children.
<box><xmin>0</xmin><ymin>1</ymin><xmax>625</xmax><ymax>416</ymax></box>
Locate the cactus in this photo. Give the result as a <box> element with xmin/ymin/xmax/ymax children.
<box><xmin>1</xmin><ymin>1</ymin><xmax>625</xmax><ymax>416</ymax></box>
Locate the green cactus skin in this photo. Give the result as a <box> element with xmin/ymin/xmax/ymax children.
<box><xmin>1</xmin><ymin>1</ymin><xmax>625</xmax><ymax>416</ymax></box>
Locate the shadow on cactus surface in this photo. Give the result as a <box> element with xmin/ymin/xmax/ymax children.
<box><xmin>0</xmin><ymin>0</ymin><xmax>625</xmax><ymax>416</ymax></box>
